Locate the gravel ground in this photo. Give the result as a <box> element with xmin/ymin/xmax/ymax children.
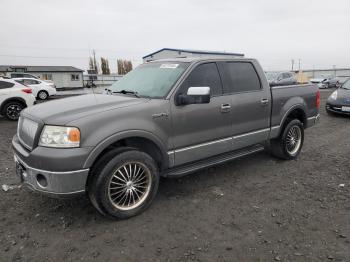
<box><xmin>0</xmin><ymin>90</ymin><xmax>349</xmax><ymax>262</ymax></box>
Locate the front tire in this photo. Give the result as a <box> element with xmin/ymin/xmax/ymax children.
<box><xmin>88</xmin><ymin>149</ymin><xmax>159</xmax><ymax>219</ymax></box>
<box><xmin>3</xmin><ymin>101</ymin><xmax>24</xmax><ymax>121</ymax></box>
<box><xmin>271</xmin><ymin>119</ymin><xmax>304</xmax><ymax>160</ymax></box>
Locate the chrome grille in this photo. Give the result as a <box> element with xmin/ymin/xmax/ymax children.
<box><xmin>18</xmin><ymin>117</ymin><xmax>39</xmax><ymax>150</ymax></box>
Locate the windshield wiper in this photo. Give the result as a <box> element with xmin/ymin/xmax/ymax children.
<box><xmin>113</xmin><ymin>89</ymin><xmax>140</xmax><ymax>98</ymax></box>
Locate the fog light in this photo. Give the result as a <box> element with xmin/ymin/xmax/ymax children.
<box><xmin>36</xmin><ymin>174</ymin><xmax>48</xmax><ymax>188</ymax></box>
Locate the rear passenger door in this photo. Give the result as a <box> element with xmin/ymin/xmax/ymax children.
<box><xmin>218</xmin><ymin>61</ymin><xmax>271</xmax><ymax>150</ymax></box>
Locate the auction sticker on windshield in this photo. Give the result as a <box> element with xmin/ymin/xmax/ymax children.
<box><xmin>160</xmin><ymin>64</ymin><xmax>179</xmax><ymax>69</ymax></box>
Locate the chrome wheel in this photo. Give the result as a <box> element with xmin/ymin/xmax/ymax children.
<box><xmin>286</xmin><ymin>125</ymin><xmax>302</xmax><ymax>155</ymax></box>
<box><xmin>6</xmin><ymin>104</ymin><xmax>22</xmax><ymax>120</ymax></box>
<box><xmin>108</xmin><ymin>162</ymin><xmax>152</xmax><ymax>210</ymax></box>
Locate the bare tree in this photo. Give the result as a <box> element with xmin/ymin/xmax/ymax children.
<box><xmin>88</xmin><ymin>50</ymin><xmax>99</xmax><ymax>74</ymax></box>
<box><xmin>100</xmin><ymin>57</ymin><xmax>110</xmax><ymax>75</ymax></box>
<box><xmin>117</xmin><ymin>59</ymin><xmax>133</xmax><ymax>75</ymax></box>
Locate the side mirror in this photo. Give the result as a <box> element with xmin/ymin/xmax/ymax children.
<box><xmin>176</xmin><ymin>87</ymin><xmax>210</xmax><ymax>105</ymax></box>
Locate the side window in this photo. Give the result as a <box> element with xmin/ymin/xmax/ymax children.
<box><xmin>221</xmin><ymin>62</ymin><xmax>261</xmax><ymax>93</ymax></box>
<box><xmin>0</xmin><ymin>81</ymin><xmax>15</xmax><ymax>89</ymax></box>
<box><xmin>32</xmin><ymin>80</ymin><xmax>41</xmax><ymax>84</ymax></box>
<box><xmin>11</xmin><ymin>73</ymin><xmax>22</xmax><ymax>78</ymax></box>
<box><xmin>179</xmin><ymin>63</ymin><xmax>222</xmax><ymax>96</ymax></box>
<box><xmin>23</xmin><ymin>79</ymin><xmax>34</xmax><ymax>85</ymax></box>
<box><xmin>71</xmin><ymin>74</ymin><xmax>80</xmax><ymax>81</ymax></box>
<box><xmin>15</xmin><ymin>79</ymin><xmax>24</xmax><ymax>85</ymax></box>
<box><xmin>282</xmin><ymin>73</ymin><xmax>290</xmax><ymax>79</ymax></box>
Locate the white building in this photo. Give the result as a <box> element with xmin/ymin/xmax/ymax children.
<box><xmin>143</xmin><ymin>48</ymin><xmax>244</xmax><ymax>62</ymax></box>
<box><xmin>0</xmin><ymin>65</ymin><xmax>84</xmax><ymax>89</ymax></box>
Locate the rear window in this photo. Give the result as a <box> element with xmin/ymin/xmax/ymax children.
<box><xmin>220</xmin><ymin>62</ymin><xmax>261</xmax><ymax>93</ymax></box>
<box><xmin>0</xmin><ymin>81</ymin><xmax>15</xmax><ymax>89</ymax></box>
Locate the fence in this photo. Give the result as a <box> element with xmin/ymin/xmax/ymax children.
<box><xmin>83</xmin><ymin>74</ymin><xmax>123</xmax><ymax>88</ymax></box>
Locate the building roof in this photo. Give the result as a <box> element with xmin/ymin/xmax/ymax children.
<box><xmin>142</xmin><ymin>48</ymin><xmax>244</xmax><ymax>59</ymax></box>
<box><xmin>0</xmin><ymin>65</ymin><xmax>83</xmax><ymax>72</ymax></box>
<box><xmin>147</xmin><ymin>57</ymin><xmax>254</xmax><ymax>63</ymax></box>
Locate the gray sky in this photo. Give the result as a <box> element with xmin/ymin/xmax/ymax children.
<box><xmin>1</xmin><ymin>0</ymin><xmax>349</xmax><ymax>72</ymax></box>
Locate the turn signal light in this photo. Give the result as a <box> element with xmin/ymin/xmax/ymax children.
<box><xmin>68</xmin><ymin>128</ymin><xmax>80</xmax><ymax>142</ymax></box>
<box><xmin>22</xmin><ymin>88</ymin><xmax>32</xmax><ymax>94</ymax></box>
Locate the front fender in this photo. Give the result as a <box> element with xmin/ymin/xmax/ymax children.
<box><xmin>83</xmin><ymin>130</ymin><xmax>169</xmax><ymax>169</ymax></box>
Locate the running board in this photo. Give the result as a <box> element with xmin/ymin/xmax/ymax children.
<box><xmin>163</xmin><ymin>144</ymin><xmax>265</xmax><ymax>177</ymax></box>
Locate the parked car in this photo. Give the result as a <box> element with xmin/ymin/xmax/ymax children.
<box><xmin>13</xmin><ymin>78</ymin><xmax>56</xmax><ymax>100</ymax></box>
<box><xmin>265</xmin><ymin>71</ymin><xmax>298</xmax><ymax>87</ymax></box>
<box><xmin>12</xmin><ymin>57</ymin><xmax>320</xmax><ymax>219</ymax></box>
<box><xmin>0</xmin><ymin>79</ymin><xmax>35</xmax><ymax>120</ymax></box>
<box><xmin>9</xmin><ymin>73</ymin><xmax>55</xmax><ymax>86</ymax></box>
<box><xmin>326</xmin><ymin>78</ymin><xmax>350</xmax><ymax>115</ymax></box>
<box><xmin>10</xmin><ymin>73</ymin><xmax>39</xmax><ymax>79</ymax></box>
<box><xmin>310</xmin><ymin>75</ymin><xmax>341</xmax><ymax>89</ymax></box>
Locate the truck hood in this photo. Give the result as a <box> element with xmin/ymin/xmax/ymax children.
<box><xmin>22</xmin><ymin>94</ymin><xmax>146</xmax><ymax>125</ymax></box>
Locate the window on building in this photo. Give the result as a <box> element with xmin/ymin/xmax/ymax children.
<box><xmin>42</xmin><ymin>74</ymin><xmax>53</xmax><ymax>80</ymax></box>
<box><xmin>0</xmin><ymin>81</ymin><xmax>15</xmax><ymax>89</ymax></box>
<box><xmin>179</xmin><ymin>63</ymin><xmax>222</xmax><ymax>96</ymax></box>
<box><xmin>220</xmin><ymin>62</ymin><xmax>261</xmax><ymax>93</ymax></box>
<box><xmin>71</xmin><ymin>74</ymin><xmax>80</xmax><ymax>81</ymax></box>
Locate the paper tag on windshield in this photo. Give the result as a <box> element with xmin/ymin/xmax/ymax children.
<box><xmin>160</xmin><ymin>64</ymin><xmax>179</xmax><ymax>69</ymax></box>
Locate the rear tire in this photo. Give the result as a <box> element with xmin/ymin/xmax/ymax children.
<box><xmin>38</xmin><ymin>90</ymin><xmax>48</xmax><ymax>100</ymax></box>
<box><xmin>3</xmin><ymin>101</ymin><xmax>24</xmax><ymax>121</ymax></box>
<box><xmin>87</xmin><ymin>148</ymin><xmax>159</xmax><ymax>219</ymax></box>
<box><xmin>271</xmin><ymin>119</ymin><xmax>304</xmax><ymax>160</ymax></box>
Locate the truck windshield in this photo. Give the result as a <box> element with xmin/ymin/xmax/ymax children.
<box><xmin>342</xmin><ymin>80</ymin><xmax>350</xmax><ymax>90</ymax></box>
<box><xmin>109</xmin><ymin>62</ymin><xmax>189</xmax><ymax>98</ymax></box>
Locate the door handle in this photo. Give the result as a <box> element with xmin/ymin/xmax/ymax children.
<box><xmin>221</xmin><ymin>103</ymin><xmax>231</xmax><ymax>113</ymax></box>
<box><xmin>260</xmin><ymin>98</ymin><xmax>269</xmax><ymax>106</ymax></box>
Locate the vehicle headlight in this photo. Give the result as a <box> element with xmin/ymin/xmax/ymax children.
<box><xmin>330</xmin><ymin>90</ymin><xmax>338</xmax><ymax>100</ymax></box>
<box><xmin>39</xmin><ymin>125</ymin><xmax>80</xmax><ymax>148</ymax></box>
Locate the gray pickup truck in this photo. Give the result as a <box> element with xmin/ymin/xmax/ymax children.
<box><xmin>12</xmin><ymin>58</ymin><xmax>320</xmax><ymax>219</ymax></box>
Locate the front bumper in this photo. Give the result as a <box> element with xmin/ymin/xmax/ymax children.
<box><xmin>14</xmin><ymin>154</ymin><xmax>89</xmax><ymax>196</ymax></box>
<box><xmin>326</xmin><ymin>103</ymin><xmax>350</xmax><ymax>115</ymax></box>
<box><xmin>12</xmin><ymin>135</ymin><xmax>91</xmax><ymax>196</ymax></box>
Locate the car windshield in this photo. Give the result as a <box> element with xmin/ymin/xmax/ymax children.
<box><xmin>108</xmin><ymin>62</ymin><xmax>189</xmax><ymax>98</ymax></box>
<box><xmin>342</xmin><ymin>79</ymin><xmax>350</xmax><ymax>90</ymax></box>
<box><xmin>265</xmin><ymin>72</ymin><xmax>279</xmax><ymax>81</ymax></box>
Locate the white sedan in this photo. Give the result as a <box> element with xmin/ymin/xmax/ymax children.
<box><xmin>0</xmin><ymin>78</ymin><xmax>35</xmax><ymax>120</ymax></box>
<box><xmin>13</xmin><ymin>78</ymin><xmax>57</xmax><ymax>100</ymax></box>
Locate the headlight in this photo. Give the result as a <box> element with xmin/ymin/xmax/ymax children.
<box><xmin>330</xmin><ymin>90</ymin><xmax>338</xmax><ymax>100</ymax></box>
<box><xmin>39</xmin><ymin>125</ymin><xmax>80</xmax><ymax>148</ymax></box>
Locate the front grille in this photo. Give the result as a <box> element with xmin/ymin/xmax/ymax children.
<box><xmin>18</xmin><ymin>117</ymin><xmax>39</xmax><ymax>151</ymax></box>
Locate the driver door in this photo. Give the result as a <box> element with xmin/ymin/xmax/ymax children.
<box><xmin>170</xmin><ymin>62</ymin><xmax>232</xmax><ymax>166</ymax></box>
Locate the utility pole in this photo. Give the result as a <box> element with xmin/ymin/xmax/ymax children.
<box><xmin>291</xmin><ymin>59</ymin><xmax>294</xmax><ymax>71</ymax></box>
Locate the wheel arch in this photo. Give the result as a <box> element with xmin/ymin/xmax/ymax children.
<box><xmin>0</xmin><ymin>97</ymin><xmax>27</xmax><ymax>115</ymax></box>
<box><xmin>84</xmin><ymin>130</ymin><xmax>169</xmax><ymax>172</ymax></box>
<box><xmin>278</xmin><ymin>104</ymin><xmax>307</xmax><ymax>136</ymax></box>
